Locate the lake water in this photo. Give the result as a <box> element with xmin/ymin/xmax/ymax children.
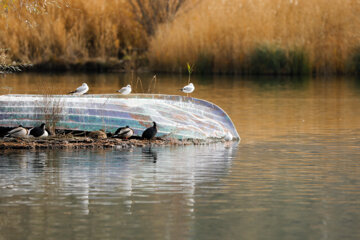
<box><xmin>0</xmin><ymin>73</ymin><xmax>360</xmax><ymax>240</ymax></box>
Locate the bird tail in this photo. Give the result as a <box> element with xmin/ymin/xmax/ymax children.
<box><xmin>68</xmin><ymin>91</ymin><xmax>75</xmax><ymax>94</ymax></box>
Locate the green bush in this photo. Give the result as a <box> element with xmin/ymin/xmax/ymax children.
<box><xmin>249</xmin><ymin>44</ymin><xmax>310</xmax><ymax>75</ymax></box>
<box><xmin>195</xmin><ymin>52</ymin><xmax>214</xmax><ymax>74</ymax></box>
<box><xmin>348</xmin><ymin>46</ymin><xmax>360</xmax><ymax>75</ymax></box>
<box><xmin>249</xmin><ymin>44</ymin><xmax>287</xmax><ymax>75</ymax></box>
<box><xmin>287</xmin><ymin>48</ymin><xmax>311</xmax><ymax>75</ymax></box>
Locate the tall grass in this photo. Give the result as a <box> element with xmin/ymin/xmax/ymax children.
<box><xmin>1</xmin><ymin>0</ymin><xmax>360</xmax><ymax>75</ymax></box>
<box><xmin>0</xmin><ymin>0</ymin><xmax>146</xmax><ymax>66</ymax></box>
<box><xmin>148</xmin><ymin>0</ymin><xmax>360</xmax><ymax>75</ymax></box>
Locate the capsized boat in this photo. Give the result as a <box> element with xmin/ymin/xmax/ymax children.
<box><xmin>0</xmin><ymin>94</ymin><xmax>240</xmax><ymax>141</ymax></box>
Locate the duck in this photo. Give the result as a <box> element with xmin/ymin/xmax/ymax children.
<box><xmin>68</xmin><ymin>83</ymin><xmax>89</xmax><ymax>95</ymax></box>
<box><xmin>117</xmin><ymin>84</ymin><xmax>131</xmax><ymax>95</ymax></box>
<box><xmin>114</xmin><ymin>126</ymin><xmax>134</xmax><ymax>139</ymax></box>
<box><xmin>142</xmin><ymin>121</ymin><xmax>157</xmax><ymax>140</ymax></box>
<box><xmin>88</xmin><ymin>129</ymin><xmax>107</xmax><ymax>139</ymax></box>
<box><xmin>28</xmin><ymin>123</ymin><xmax>48</xmax><ymax>138</ymax></box>
<box><xmin>5</xmin><ymin>125</ymin><xmax>28</xmax><ymax>138</ymax></box>
<box><xmin>180</xmin><ymin>83</ymin><xmax>195</xmax><ymax>97</ymax></box>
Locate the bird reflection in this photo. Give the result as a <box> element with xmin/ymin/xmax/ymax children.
<box><xmin>142</xmin><ymin>147</ymin><xmax>158</xmax><ymax>163</ymax></box>
<box><xmin>32</xmin><ymin>152</ymin><xmax>47</xmax><ymax>169</ymax></box>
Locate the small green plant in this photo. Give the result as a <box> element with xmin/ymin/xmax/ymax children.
<box><xmin>147</xmin><ymin>75</ymin><xmax>158</xmax><ymax>93</ymax></box>
<box><xmin>187</xmin><ymin>62</ymin><xmax>194</xmax><ymax>84</ymax></box>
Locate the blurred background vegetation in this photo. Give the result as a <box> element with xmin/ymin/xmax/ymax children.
<box><xmin>1</xmin><ymin>0</ymin><xmax>360</xmax><ymax>75</ymax></box>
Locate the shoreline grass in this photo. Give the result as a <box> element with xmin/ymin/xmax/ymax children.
<box><xmin>148</xmin><ymin>0</ymin><xmax>360</xmax><ymax>75</ymax></box>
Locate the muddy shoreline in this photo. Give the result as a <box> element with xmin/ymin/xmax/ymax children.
<box><xmin>0</xmin><ymin>136</ymin><xmax>211</xmax><ymax>150</ymax></box>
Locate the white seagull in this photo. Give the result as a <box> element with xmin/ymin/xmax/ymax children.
<box><xmin>69</xmin><ymin>83</ymin><xmax>89</xmax><ymax>95</ymax></box>
<box><xmin>5</xmin><ymin>125</ymin><xmax>28</xmax><ymax>138</ymax></box>
<box><xmin>117</xmin><ymin>84</ymin><xmax>132</xmax><ymax>95</ymax></box>
<box><xmin>180</xmin><ymin>83</ymin><xmax>195</xmax><ymax>96</ymax></box>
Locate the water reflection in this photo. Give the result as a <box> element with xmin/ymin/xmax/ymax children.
<box><xmin>1</xmin><ymin>74</ymin><xmax>360</xmax><ymax>239</ymax></box>
<box><xmin>142</xmin><ymin>147</ymin><xmax>158</xmax><ymax>163</ymax></box>
<box><xmin>0</xmin><ymin>144</ymin><xmax>237</xmax><ymax>239</ymax></box>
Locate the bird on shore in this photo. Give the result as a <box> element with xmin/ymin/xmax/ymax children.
<box><xmin>142</xmin><ymin>121</ymin><xmax>157</xmax><ymax>141</ymax></box>
<box><xmin>88</xmin><ymin>129</ymin><xmax>107</xmax><ymax>139</ymax></box>
<box><xmin>117</xmin><ymin>84</ymin><xmax>131</xmax><ymax>95</ymax></box>
<box><xmin>5</xmin><ymin>125</ymin><xmax>28</xmax><ymax>138</ymax></box>
<box><xmin>180</xmin><ymin>83</ymin><xmax>195</xmax><ymax>97</ymax></box>
<box><xmin>114</xmin><ymin>126</ymin><xmax>134</xmax><ymax>139</ymax></box>
<box><xmin>224</xmin><ymin>132</ymin><xmax>233</xmax><ymax>141</ymax></box>
<box><xmin>28</xmin><ymin>123</ymin><xmax>48</xmax><ymax>138</ymax></box>
<box><xmin>68</xmin><ymin>83</ymin><xmax>89</xmax><ymax>95</ymax></box>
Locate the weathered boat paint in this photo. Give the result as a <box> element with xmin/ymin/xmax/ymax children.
<box><xmin>0</xmin><ymin>94</ymin><xmax>240</xmax><ymax>140</ymax></box>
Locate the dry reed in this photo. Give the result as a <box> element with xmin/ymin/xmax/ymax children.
<box><xmin>0</xmin><ymin>0</ymin><xmax>145</xmax><ymax>65</ymax></box>
<box><xmin>148</xmin><ymin>0</ymin><xmax>360</xmax><ymax>74</ymax></box>
<box><xmin>2</xmin><ymin>0</ymin><xmax>360</xmax><ymax>75</ymax></box>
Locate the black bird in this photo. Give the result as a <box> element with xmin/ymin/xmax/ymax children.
<box><xmin>142</xmin><ymin>121</ymin><xmax>157</xmax><ymax>140</ymax></box>
<box><xmin>114</xmin><ymin>126</ymin><xmax>134</xmax><ymax>139</ymax></box>
<box><xmin>29</xmin><ymin>123</ymin><xmax>48</xmax><ymax>138</ymax></box>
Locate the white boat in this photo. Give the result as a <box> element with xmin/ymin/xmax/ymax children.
<box><xmin>0</xmin><ymin>94</ymin><xmax>240</xmax><ymax>141</ymax></box>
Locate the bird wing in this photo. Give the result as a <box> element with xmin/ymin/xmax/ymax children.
<box><xmin>116</xmin><ymin>128</ymin><xmax>132</xmax><ymax>136</ymax></box>
<box><xmin>119</xmin><ymin>129</ymin><xmax>131</xmax><ymax>135</ymax></box>
<box><xmin>76</xmin><ymin>85</ymin><xmax>87</xmax><ymax>92</ymax></box>
<box><xmin>114</xmin><ymin>127</ymin><xmax>125</xmax><ymax>135</ymax></box>
<box><xmin>117</xmin><ymin>87</ymin><xmax>126</xmax><ymax>93</ymax></box>
<box><xmin>118</xmin><ymin>86</ymin><xmax>130</xmax><ymax>94</ymax></box>
<box><xmin>183</xmin><ymin>85</ymin><xmax>194</xmax><ymax>91</ymax></box>
<box><xmin>6</xmin><ymin>127</ymin><xmax>23</xmax><ymax>137</ymax></box>
<box><xmin>29</xmin><ymin>127</ymin><xmax>42</xmax><ymax>137</ymax></box>
<box><xmin>8</xmin><ymin>127</ymin><xmax>22</xmax><ymax>134</ymax></box>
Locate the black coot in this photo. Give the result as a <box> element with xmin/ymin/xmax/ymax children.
<box><xmin>142</xmin><ymin>122</ymin><xmax>157</xmax><ymax>140</ymax></box>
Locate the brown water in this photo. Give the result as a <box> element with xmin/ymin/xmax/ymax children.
<box><xmin>0</xmin><ymin>73</ymin><xmax>360</xmax><ymax>240</ymax></box>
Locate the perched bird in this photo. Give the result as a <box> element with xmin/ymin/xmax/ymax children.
<box><xmin>88</xmin><ymin>129</ymin><xmax>107</xmax><ymax>139</ymax></box>
<box><xmin>180</xmin><ymin>83</ymin><xmax>195</xmax><ymax>96</ymax></box>
<box><xmin>224</xmin><ymin>132</ymin><xmax>233</xmax><ymax>141</ymax></box>
<box><xmin>142</xmin><ymin>121</ymin><xmax>158</xmax><ymax>140</ymax></box>
<box><xmin>114</xmin><ymin>126</ymin><xmax>134</xmax><ymax>139</ymax></box>
<box><xmin>29</xmin><ymin>123</ymin><xmax>48</xmax><ymax>138</ymax></box>
<box><xmin>68</xmin><ymin>83</ymin><xmax>89</xmax><ymax>95</ymax></box>
<box><xmin>5</xmin><ymin>125</ymin><xmax>28</xmax><ymax>138</ymax></box>
<box><xmin>117</xmin><ymin>84</ymin><xmax>132</xmax><ymax>95</ymax></box>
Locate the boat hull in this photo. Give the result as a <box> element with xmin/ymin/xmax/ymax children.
<box><xmin>0</xmin><ymin>94</ymin><xmax>240</xmax><ymax>140</ymax></box>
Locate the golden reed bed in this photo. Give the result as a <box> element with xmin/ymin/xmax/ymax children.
<box><xmin>1</xmin><ymin>0</ymin><xmax>360</xmax><ymax>75</ymax></box>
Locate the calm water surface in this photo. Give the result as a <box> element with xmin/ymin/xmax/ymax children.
<box><xmin>0</xmin><ymin>74</ymin><xmax>360</xmax><ymax>240</ymax></box>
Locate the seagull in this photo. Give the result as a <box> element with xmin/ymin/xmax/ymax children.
<box><xmin>180</xmin><ymin>83</ymin><xmax>195</xmax><ymax>96</ymax></box>
<box><xmin>224</xmin><ymin>132</ymin><xmax>233</xmax><ymax>141</ymax></box>
<box><xmin>5</xmin><ymin>125</ymin><xmax>28</xmax><ymax>138</ymax></box>
<box><xmin>142</xmin><ymin>122</ymin><xmax>157</xmax><ymax>141</ymax></box>
<box><xmin>117</xmin><ymin>84</ymin><xmax>131</xmax><ymax>95</ymax></box>
<box><xmin>28</xmin><ymin>123</ymin><xmax>48</xmax><ymax>138</ymax></box>
<box><xmin>114</xmin><ymin>126</ymin><xmax>134</xmax><ymax>139</ymax></box>
<box><xmin>68</xmin><ymin>83</ymin><xmax>89</xmax><ymax>95</ymax></box>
